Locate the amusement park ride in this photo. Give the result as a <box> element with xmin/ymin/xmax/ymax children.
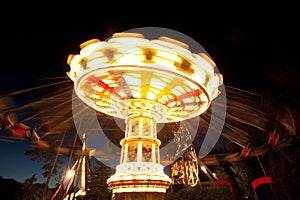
<box><xmin>0</xmin><ymin>29</ymin><xmax>298</xmax><ymax>199</ymax></box>
<box><xmin>66</xmin><ymin>32</ymin><xmax>222</xmax><ymax>199</ymax></box>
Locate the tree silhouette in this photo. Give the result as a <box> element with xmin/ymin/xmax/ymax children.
<box><xmin>14</xmin><ymin>174</ymin><xmax>52</xmax><ymax>200</ymax></box>
<box><xmin>0</xmin><ymin>176</ymin><xmax>20</xmax><ymax>200</ymax></box>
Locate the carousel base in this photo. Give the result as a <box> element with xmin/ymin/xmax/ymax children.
<box><xmin>112</xmin><ymin>192</ymin><xmax>166</xmax><ymax>200</ymax></box>
<box><xmin>107</xmin><ymin>170</ymin><xmax>171</xmax><ymax>200</ymax></box>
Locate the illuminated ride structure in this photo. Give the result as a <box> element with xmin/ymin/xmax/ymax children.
<box><xmin>51</xmin><ymin>133</ymin><xmax>92</xmax><ymax>200</ymax></box>
<box><xmin>67</xmin><ymin>32</ymin><xmax>223</xmax><ymax>199</ymax></box>
<box><xmin>170</xmin><ymin>145</ymin><xmax>202</xmax><ymax>188</ymax></box>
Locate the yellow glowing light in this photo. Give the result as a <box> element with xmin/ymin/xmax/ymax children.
<box><xmin>116</xmin><ymin>54</ymin><xmax>143</xmax><ymax>65</ymax></box>
<box><xmin>75</xmin><ymin>190</ymin><xmax>86</xmax><ymax>197</ymax></box>
<box><xmin>66</xmin><ymin>170</ymin><xmax>75</xmax><ymax>179</ymax></box>
<box><xmin>212</xmin><ymin>173</ymin><xmax>217</xmax><ymax>179</ymax></box>
<box><xmin>113</xmin><ymin>187</ymin><xmax>167</xmax><ymax>193</ymax></box>
<box><xmin>200</xmin><ymin>166</ymin><xmax>207</xmax><ymax>174</ymax></box>
<box><xmin>156</xmin><ymin>51</ymin><xmax>181</xmax><ymax>63</ymax></box>
<box><xmin>146</xmin><ymin>91</ymin><xmax>157</xmax><ymax>100</ymax></box>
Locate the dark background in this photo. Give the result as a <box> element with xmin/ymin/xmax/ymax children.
<box><xmin>1</xmin><ymin>7</ymin><xmax>299</xmax><ymax>96</ymax></box>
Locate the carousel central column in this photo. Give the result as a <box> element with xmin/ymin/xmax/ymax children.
<box><xmin>107</xmin><ymin>99</ymin><xmax>172</xmax><ymax>199</ymax></box>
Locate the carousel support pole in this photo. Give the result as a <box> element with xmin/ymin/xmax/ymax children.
<box><xmin>256</xmin><ymin>155</ymin><xmax>278</xmax><ymax>200</ymax></box>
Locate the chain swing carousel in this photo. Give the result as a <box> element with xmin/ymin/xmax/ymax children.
<box><xmin>66</xmin><ymin>31</ymin><xmax>223</xmax><ymax>199</ymax></box>
<box><xmin>66</xmin><ymin>30</ymin><xmax>296</xmax><ymax>199</ymax></box>
<box><xmin>1</xmin><ymin>28</ymin><xmax>296</xmax><ymax>199</ymax></box>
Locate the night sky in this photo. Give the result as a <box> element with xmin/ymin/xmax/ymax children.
<box><xmin>0</xmin><ymin>7</ymin><xmax>299</xmax><ymax>187</ymax></box>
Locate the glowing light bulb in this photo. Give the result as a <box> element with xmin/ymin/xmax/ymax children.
<box><xmin>66</xmin><ymin>170</ymin><xmax>75</xmax><ymax>179</ymax></box>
